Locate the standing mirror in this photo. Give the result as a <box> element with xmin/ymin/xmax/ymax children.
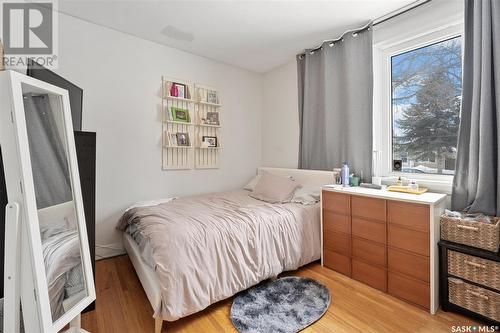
<box><xmin>0</xmin><ymin>71</ymin><xmax>95</xmax><ymax>332</ymax></box>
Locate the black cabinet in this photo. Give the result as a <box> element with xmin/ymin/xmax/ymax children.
<box><xmin>0</xmin><ymin>148</ymin><xmax>7</xmax><ymax>298</ymax></box>
<box><xmin>439</xmin><ymin>240</ymin><xmax>500</xmax><ymax>325</ymax></box>
<box><xmin>74</xmin><ymin>131</ymin><xmax>96</xmax><ymax>313</ymax></box>
<box><xmin>0</xmin><ymin>131</ymin><xmax>96</xmax><ymax>313</ymax></box>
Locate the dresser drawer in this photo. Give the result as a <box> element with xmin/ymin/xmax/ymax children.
<box><xmin>388</xmin><ymin>248</ymin><xmax>429</xmax><ymax>282</ymax></box>
<box><xmin>351</xmin><ymin>196</ymin><xmax>386</xmax><ymax>221</ymax></box>
<box><xmin>352</xmin><ymin>217</ymin><xmax>385</xmax><ymax>244</ymax></box>
<box><xmin>322</xmin><ymin>191</ymin><xmax>350</xmax><ymax>215</ymax></box>
<box><xmin>323</xmin><ymin>211</ymin><xmax>350</xmax><ymax>234</ymax></box>
<box><xmin>324</xmin><ymin>249</ymin><xmax>351</xmax><ymax>277</ymax></box>
<box><xmin>352</xmin><ymin>237</ymin><xmax>386</xmax><ymax>267</ymax></box>
<box><xmin>388</xmin><ymin>225</ymin><xmax>429</xmax><ymax>256</ymax></box>
<box><xmin>387</xmin><ymin>201</ymin><xmax>429</xmax><ymax>233</ymax></box>
<box><xmin>352</xmin><ymin>259</ymin><xmax>387</xmax><ymax>292</ymax></box>
<box><xmin>449</xmin><ymin>278</ymin><xmax>500</xmax><ymax>322</ymax></box>
<box><xmin>324</xmin><ymin>230</ymin><xmax>350</xmax><ymax>256</ymax></box>
<box><xmin>448</xmin><ymin>250</ymin><xmax>500</xmax><ymax>291</ymax></box>
<box><xmin>388</xmin><ymin>272</ymin><xmax>430</xmax><ymax>309</ymax></box>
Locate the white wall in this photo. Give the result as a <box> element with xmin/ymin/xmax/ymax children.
<box><xmin>54</xmin><ymin>14</ymin><xmax>263</xmax><ymax>258</ymax></box>
<box><xmin>261</xmin><ymin>0</ymin><xmax>463</xmax><ymax>170</ymax></box>
<box><xmin>262</xmin><ymin>59</ymin><xmax>299</xmax><ymax>168</ymax></box>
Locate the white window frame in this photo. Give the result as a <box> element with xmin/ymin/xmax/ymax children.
<box><xmin>373</xmin><ymin>21</ymin><xmax>464</xmax><ymax>193</ymax></box>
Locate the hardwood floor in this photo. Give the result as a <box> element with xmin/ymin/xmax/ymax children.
<box><xmin>82</xmin><ymin>255</ymin><xmax>478</xmax><ymax>333</ymax></box>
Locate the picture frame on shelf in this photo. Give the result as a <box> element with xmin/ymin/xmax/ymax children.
<box><xmin>202</xmin><ymin>136</ymin><xmax>218</xmax><ymax>147</ymax></box>
<box><xmin>205</xmin><ymin>111</ymin><xmax>219</xmax><ymax>125</ymax></box>
<box><xmin>169</xmin><ymin>82</ymin><xmax>178</xmax><ymax>97</ymax></box>
<box><xmin>169</xmin><ymin>82</ymin><xmax>188</xmax><ymax>98</ymax></box>
<box><xmin>166</xmin><ymin>131</ymin><xmax>177</xmax><ymax>146</ymax></box>
<box><xmin>176</xmin><ymin>132</ymin><xmax>191</xmax><ymax>146</ymax></box>
<box><xmin>171</xmin><ymin>107</ymin><xmax>191</xmax><ymax>123</ymax></box>
<box><xmin>207</xmin><ymin>90</ymin><xmax>218</xmax><ymax>104</ymax></box>
<box><xmin>165</xmin><ymin>106</ymin><xmax>173</xmax><ymax>121</ymax></box>
<box><xmin>176</xmin><ymin>83</ymin><xmax>186</xmax><ymax>98</ymax></box>
<box><xmin>196</xmin><ymin>87</ymin><xmax>205</xmax><ymax>102</ymax></box>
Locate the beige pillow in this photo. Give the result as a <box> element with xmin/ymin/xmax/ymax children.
<box><xmin>243</xmin><ymin>174</ymin><xmax>261</xmax><ymax>191</ymax></box>
<box><xmin>291</xmin><ymin>185</ymin><xmax>320</xmax><ymax>205</ymax></box>
<box><xmin>250</xmin><ymin>172</ymin><xmax>300</xmax><ymax>203</ymax></box>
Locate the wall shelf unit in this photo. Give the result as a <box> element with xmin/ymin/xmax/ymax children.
<box><xmin>161</xmin><ymin>77</ymin><xmax>221</xmax><ymax>170</ymax></box>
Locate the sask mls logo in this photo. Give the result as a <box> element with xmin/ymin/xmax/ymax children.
<box><xmin>1</xmin><ymin>0</ymin><xmax>58</xmax><ymax>68</ymax></box>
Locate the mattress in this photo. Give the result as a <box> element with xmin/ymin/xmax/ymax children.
<box><xmin>125</xmin><ymin>224</ymin><xmax>155</xmax><ymax>269</ymax></box>
<box><xmin>123</xmin><ymin>232</ymin><xmax>162</xmax><ymax>315</ymax></box>
<box><xmin>118</xmin><ymin>189</ymin><xmax>321</xmax><ymax>321</ymax></box>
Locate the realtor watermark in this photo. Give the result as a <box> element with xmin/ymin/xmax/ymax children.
<box><xmin>1</xmin><ymin>0</ymin><xmax>58</xmax><ymax>69</ymax></box>
<box><xmin>451</xmin><ymin>325</ymin><xmax>500</xmax><ymax>332</ymax></box>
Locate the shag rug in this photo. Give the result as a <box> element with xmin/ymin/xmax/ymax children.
<box><xmin>230</xmin><ymin>277</ymin><xmax>331</xmax><ymax>333</ymax></box>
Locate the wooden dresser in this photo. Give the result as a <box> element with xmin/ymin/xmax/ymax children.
<box><xmin>321</xmin><ymin>185</ymin><xmax>447</xmax><ymax>313</ymax></box>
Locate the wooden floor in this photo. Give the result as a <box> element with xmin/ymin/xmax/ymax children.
<box><xmin>82</xmin><ymin>255</ymin><xmax>478</xmax><ymax>333</ymax></box>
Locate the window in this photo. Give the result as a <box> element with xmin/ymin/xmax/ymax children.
<box><xmin>391</xmin><ymin>36</ymin><xmax>462</xmax><ymax>175</ymax></box>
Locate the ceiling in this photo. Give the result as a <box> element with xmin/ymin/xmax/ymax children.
<box><xmin>58</xmin><ymin>0</ymin><xmax>417</xmax><ymax>73</ymax></box>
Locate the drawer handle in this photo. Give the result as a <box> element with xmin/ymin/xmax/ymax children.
<box><xmin>456</xmin><ymin>225</ymin><xmax>479</xmax><ymax>231</ymax></box>
<box><xmin>465</xmin><ymin>261</ymin><xmax>486</xmax><ymax>269</ymax></box>
<box><xmin>466</xmin><ymin>289</ymin><xmax>489</xmax><ymax>301</ymax></box>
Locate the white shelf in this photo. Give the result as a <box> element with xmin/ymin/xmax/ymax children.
<box><xmin>197</xmin><ymin>101</ymin><xmax>222</xmax><ymax>107</ymax></box>
<box><xmin>196</xmin><ymin>123</ymin><xmax>220</xmax><ymax>128</ymax></box>
<box><xmin>164</xmin><ymin>120</ymin><xmax>194</xmax><ymax>126</ymax></box>
<box><xmin>163</xmin><ymin>95</ymin><xmax>194</xmax><ymax>103</ymax></box>
<box><xmin>196</xmin><ymin>146</ymin><xmax>221</xmax><ymax>149</ymax></box>
<box><xmin>194</xmin><ymin>166</ymin><xmax>219</xmax><ymax>170</ymax></box>
<box><xmin>163</xmin><ymin>145</ymin><xmax>192</xmax><ymax>149</ymax></box>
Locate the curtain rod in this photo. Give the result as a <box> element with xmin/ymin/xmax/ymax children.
<box><xmin>299</xmin><ymin>0</ymin><xmax>432</xmax><ymax>56</ymax></box>
<box><xmin>373</xmin><ymin>0</ymin><xmax>432</xmax><ymax>26</ymax></box>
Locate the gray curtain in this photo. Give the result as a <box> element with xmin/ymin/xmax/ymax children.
<box><xmin>297</xmin><ymin>26</ymin><xmax>373</xmax><ymax>180</ymax></box>
<box><xmin>23</xmin><ymin>94</ymin><xmax>72</xmax><ymax>209</ymax></box>
<box><xmin>451</xmin><ymin>0</ymin><xmax>500</xmax><ymax>215</ymax></box>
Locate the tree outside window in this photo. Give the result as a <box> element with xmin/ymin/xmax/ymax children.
<box><xmin>392</xmin><ymin>36</ymin><xmax>462</xmax><ymax>175</ymax></box>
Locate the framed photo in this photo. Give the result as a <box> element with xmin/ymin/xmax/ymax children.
<box><xmin>202</xmin><ymin>136</ymin><xmax>218</xmax><ymax>147</ymax></box>
<box><xmin>176</xmin><ymin>132</ymin><xmax>191</xmax><ymax>146</ymax></box>
<box><xmin>165</xmin><ymin>131</ymin><xmax>177</xmax><ymax>146</ymax></box>
<box><xmin>175</xmin><ymin>83</ymin><xmax>186</xmax><ymax>98</ymax></box>
<box><xmin>165</xmin><ymin>106</ymin><xmax>172</xmax><ymax>120</ymax></box>
<box><xmin>171</xmin><ymin>107</ymin><xmax>191</xmax><ymax>123</ymax></box>
<box><xmin>170</xmin><ymin>82</ymin><xmax>186</xmax><ymax>98</ymax></box>
<box><xmin>207</xmin><ymin>90</ymin><xmax>218</xmax><ymax>104</ymax></box>
<box><xmin>205</xmin><ymin>111</ymin><xmax>219</xmax><ymax>125</ymax></box>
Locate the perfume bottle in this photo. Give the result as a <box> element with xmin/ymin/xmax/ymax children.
<box><xmin>341</xmin><ymin>162</ymin><xmax>349</xmax><ymax>187</ymax></box>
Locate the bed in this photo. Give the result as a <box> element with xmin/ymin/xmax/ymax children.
<box><xmin>117</xmin><ymin>167</ymin><xmax>333</xmax><ymax>332</ymax></box>
<box><xmin>38</xmin><ymin>201</ymin><xmax>86</xmax><ymax>321</ymax></box>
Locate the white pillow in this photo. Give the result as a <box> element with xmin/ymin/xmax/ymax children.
<box><xmin>243</xmin><ymin>174</ymin><xmax>261</xmax><ymax>191</ymax></box>
<box><xmin>291</xmin><ymin>185</ymin><xmax>321</xmax><ymax>205</ymax></box>
<box><xmin>244</xmin><ymin>173</ymin><xmax>296</xmax><ymax>191</ymax></box>
<box><xmin>249</xmin><ymin>172</ymin><xmax>300</xmax><ymax>203</ymax></box>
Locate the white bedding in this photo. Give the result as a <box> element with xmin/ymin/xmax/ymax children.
<box><xmin>118</xmin><ymin>189</ymin><xmax>321</xmax><ymax>321</ymax></box>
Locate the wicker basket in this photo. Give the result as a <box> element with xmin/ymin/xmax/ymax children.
<box><xmin>448</xmin><ymin>250</ymin><xmax>500</xmax><ymax>290</ymax></box>
<box><xmin>448</xmin><ymin>277</ymin><xmax>500</xmax><ymax>322</ymax></box>
<box><xmin>441</xmin><ymin>214</ymin><xmax>500</xmax><ymax>252</ymax></box>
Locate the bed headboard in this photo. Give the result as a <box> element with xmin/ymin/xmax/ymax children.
<box><xmin>257</xmin><ymin>167</ymin><xmax>333</xmax><ymax>187</ymax></box>
<box><xmin>37</xmin><ymin>201</ymin><xmax>76</xmax><ymax>230</ymax></box>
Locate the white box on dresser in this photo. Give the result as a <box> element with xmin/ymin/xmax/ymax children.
<box><xmin>320</xmin><ymin>185</ymin><xmax>447</xmax><ymax>314</ymax></box>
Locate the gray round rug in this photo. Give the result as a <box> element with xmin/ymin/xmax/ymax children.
<box><xmin>230</xmin><ymin>277</ymin><xmax>331</xmax><ymax>333</ymax></box>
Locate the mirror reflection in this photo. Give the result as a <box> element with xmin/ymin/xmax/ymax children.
<box><xmin>22</xmin><ymin>85</ymin><xmax>87</xmax><ymax>322</ymax></box>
